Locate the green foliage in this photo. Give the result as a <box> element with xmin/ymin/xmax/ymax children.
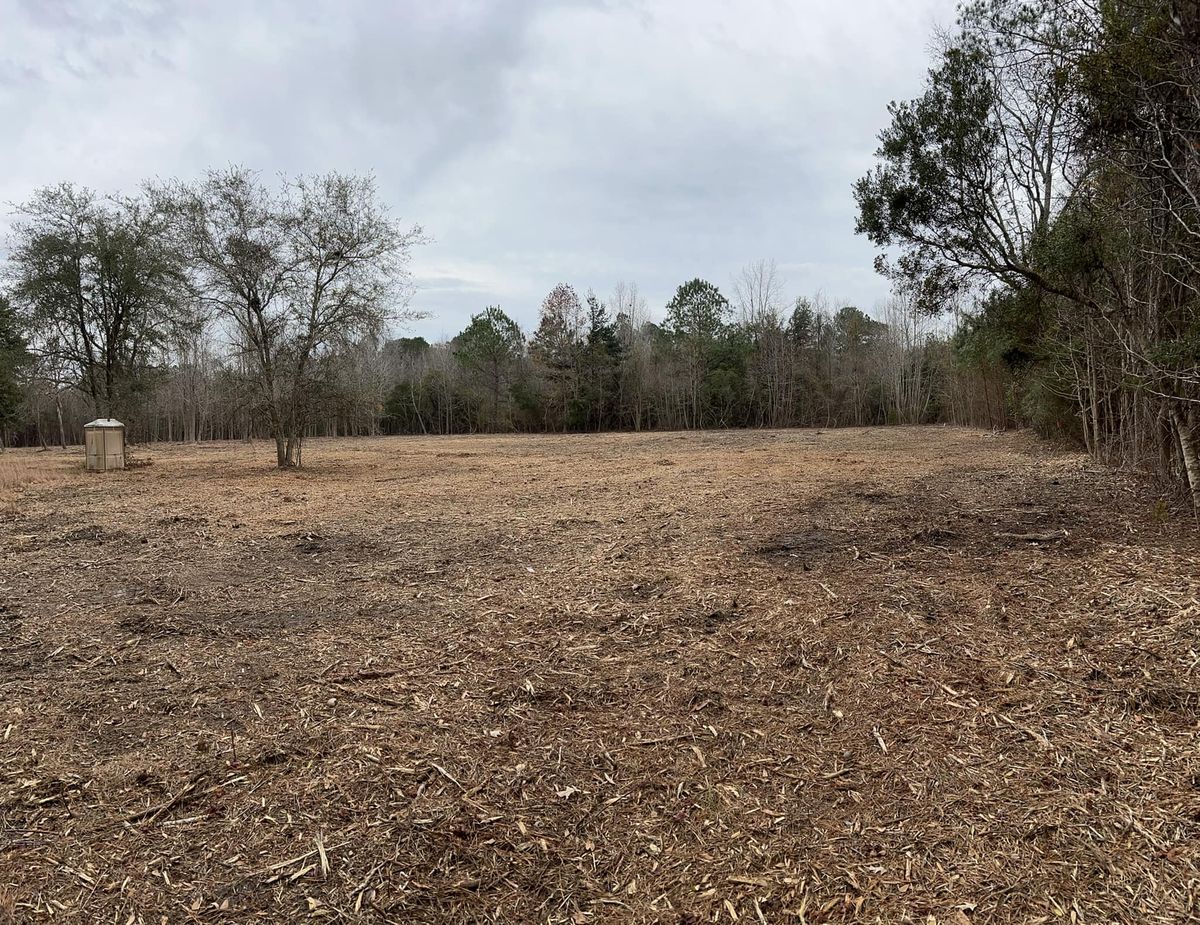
<box><xmin>788</xmin><ymin>297</ymin><xmax>815</xmax><ymax>347</ymax></box>
<box><xmin>854</xmin><ymin>0</ymin><xmax>1098</xmax><ymax>312</ymax></box>
<box><xmin>454</xmin><ymin>306</ymin><xmax>525</xmax><ymax>372</ymax></box>
<box><xmin>1030</xmin><ymin>199</ymin><xmax>1110</xmax><ymax>292</ymax></box>
<box><xmin>1072</xmin><ymin>1</ymin><xmax>1180</xmax><ymax>145</ymax></box>
<box><xmin>832</xmin><ymin>305</ymin><xmax>885</xmax><ymax>352</ymax></box>
<box><xmin>532</xmin><ymin>284</ymin><xmax>584</xmax><ymax>370</ymax></box>
<box><xmin>0</xmin><ymin>295</ymin><xmax>29</xmax><ymax>441</ymax></box>
<box><xmin>503</xmin><ymin>365</ymin><xmax>549</xmax><ymax>432</ymax></box>
<box><xmin>703</xmin><ymin>325</ymin><xmax>751</xmax><ymax>426</ymax></box>
<box><xmin>390</xmin><ymin>336</ymin><xmax>430</xmax><ymax>356</ymax></box>
<box><xmin>953</xmin><ymin>282</ymin><xmax>1083</xmax><ymax>440</ymax></box>
<box><xmin>574</xmin><ymin>291</ymin><xmax>622</xmax><ymax>429</ymax></box>
<box><xmin>665</xmin><ymin>278</ymin><xmax>730</xmax><ymax>342</ymax></box>
<box><xmin>529</xmin><ymin>284</ymin><xmax>588</xmax><ymax>430</ymax></box>
<box><xmin>1017</xmin><ymin>368</ymin><xmax>1081</xmax><ymax>441</ymax></box>
<box><xmin>453</xmin><ymin>305</ymin><xmax>525</xmax><ymax>431</ymax></box>
<box><xmin>1148</xmin><ymin>329</ymin><xmax>1200</xmax><ymax>376</ymax></box>
<box><xmin>7</xmin><ymin>183</ymin><xmax>183</xmax><ymax>419</ymax></box>
<box><xmin>954</xmin><ymin>287</ymin><xmax>1042</xmax><ymax>369</ymax></box>
<box><xmin>853</xmin><ymin>35</ymin><xmax>999</xmax><ymax>289</ymax></box>
<box><xmin>856</xmin><ymin>0</ymin><xmax>1200</xmax><ymax>487</ymax></box>
<box><xmin>586</xmin><ymin>291</ymin><xmax>620</xmax><ymax>358</ymax></box>
<box><xmin>664</xmin><ymin>278</ymin><xmax>732</xmax><ymax>427</ymax></box>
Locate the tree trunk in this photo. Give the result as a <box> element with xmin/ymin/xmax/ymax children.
<box><xmin>55</xmin><ymin>397</ymin><xmax>67</xmax><ymax>449</ymax></box>
<box><xmin>283</xmin><ymin>434</ymin><xmax>298</xmax><ymax>468</ymax></box>
<box><xmin>1170</xmin><ymin>406</ymin><xmax>1200</xmax><ymax>514</ymax></box>
<box><xmin>410</xmin><ymin>380</ymin><xmax>427</xmax><ymax>435</ymax></box>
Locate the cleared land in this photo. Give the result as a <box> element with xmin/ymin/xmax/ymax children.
<box><xmin>1</xmin><ymin>428</ymin><xmax>1198</xmax><ymax>924</ymax></box>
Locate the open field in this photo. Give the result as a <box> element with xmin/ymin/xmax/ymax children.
<box><xmin>1</xmin><ymin>427</ymin><xmax>1199</xmax><ymax>924</ymax></box>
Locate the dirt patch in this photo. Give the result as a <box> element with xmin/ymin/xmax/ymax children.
<box><xmin>754</xmin><ymin>464</ymin><xmax>1113</xmax><ymax>567</ymax></box>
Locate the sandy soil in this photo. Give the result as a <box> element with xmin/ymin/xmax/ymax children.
<box><xmin>1</xmin><ymin>427</ymin><xmax>1198</xmax><ymax>923</ymax></box>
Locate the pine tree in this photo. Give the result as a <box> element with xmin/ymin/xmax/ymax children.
<box><xmin>665</xmin><ymin>279</ymin><xmax>730</xmax><ymax>428</ymax></box>
<box><xmin>0</xmin><ymin>295</ymin><xmax>29</xmax><ymax>447</ymax></box>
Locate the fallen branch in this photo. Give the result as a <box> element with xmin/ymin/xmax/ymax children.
<box><xmin>122</xmin><ymin>771</ymin><xmax>209</xmax><ymax>826</ymax></box>
<box><xmin>994</xmin><ymin>530</ymin><xmax>1067</xmax><ymax>543</ymax></box>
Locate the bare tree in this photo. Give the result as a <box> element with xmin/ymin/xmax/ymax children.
<box><xmin>611</xmin><ymin>281</ymin><xmax>654</xmax><ymax>429</ymax></box>
<box><xmin>735</xmin><ymin>260</ymin><xmax>792</xmax><ymax>425</ymax></box>
<box><xmin>531</xmin><ymin>284</ymin><xmax>586</xmax><ymax>430</ymax></box>
<box><xmin>733</xmin><ymin>259</ymin><xmax>784</xmax><ymax>325</ymax></box>
<box><xmin>166</xmin><ymin>168</ymin><xmax>423</xmax><ymax>467</ymax></box>
<box><xmin>880</xmin><ymin>284</ymin><xmax>936</xmax><ymax>424</ymax></box>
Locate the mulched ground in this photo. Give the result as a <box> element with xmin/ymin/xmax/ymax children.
<box><xmin>1</xmin><ymin>427</ymin><xmax>1198</xmax><ymax>924</ymax></box>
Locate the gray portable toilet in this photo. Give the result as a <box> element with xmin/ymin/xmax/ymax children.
<box><xmin>84</xmin><ymin>419</ymin><xmax>126</xmax><ymax>471</ymax></box>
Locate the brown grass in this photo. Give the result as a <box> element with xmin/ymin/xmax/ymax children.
<box><xmin>0</xmin><ymin>449</ymin><xmax>84</xmax><ymax>507</ymax></box>
<box><xmin>1</xmin><ymin>427</ymin><xmax>1198</xmax><ymax>923</ymax></box>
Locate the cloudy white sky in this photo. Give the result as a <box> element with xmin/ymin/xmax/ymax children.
<box><xmin>1</xmin><ymin>0</ymin><xmax>954</xmax><ymax>340</ymax></box>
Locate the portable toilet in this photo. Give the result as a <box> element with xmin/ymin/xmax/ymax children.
<box><xmin>84</xmin><ymin>419</ymin><xmax>126</xmax><ymax>471</ymax></box>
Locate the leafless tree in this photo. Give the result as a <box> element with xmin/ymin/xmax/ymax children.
<box><xmin>165</xmin><ymin>168</ymin><xmax>424</xmax><ymax>467</ymax></box>
<box><xmin>880</xmin><ymin>284</ymin><xmax>936</xmax><ymax>424</ymax></box>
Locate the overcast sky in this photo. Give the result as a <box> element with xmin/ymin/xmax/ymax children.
<box><xmin>1</xmin><ymin>0</ymin><xmax>954</xmax><ymax>340</ymax></box>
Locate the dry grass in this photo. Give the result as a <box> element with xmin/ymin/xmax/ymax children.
<box><xmin>1</xmin><ymin>427</ymin><xmax>1198</xmax><ymax>923</ymax></box>
<box><xmin>0</xmin><ymin>449</ymin><xmax>84</xmax><ymax>508</ymax></box>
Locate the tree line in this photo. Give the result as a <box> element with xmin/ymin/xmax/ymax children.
<box><xmin>0</xmin><ymin>163</ymin><xmax>997</xmax><ymax>459</ymax></box>
<box><xmin>1</xmin><ymin>219</ymin><xmax>1001</xmax><ymax>456</ymax></box>
<box><xmin>380</xmin><ymin>268</ymin><xmax>983</xmax><ymax>435</ymax></box>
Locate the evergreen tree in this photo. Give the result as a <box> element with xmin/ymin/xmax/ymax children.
<box><xmin>453</xmin><ymin>306</ymin><xmax>525</xmax><ymax>431</ymax></box>
<box><xmin>581</xmin><ymin>290</ymin><xmax>622</xmax><ymax>429</ymax></box>
<box><xmin>0</xmin><ymin>295</ymin><xmax>29</xmax><ymax>447</ymax></box>
<box><xmin>665</xmin><ymin>278</ymin><xmax>730</xmax><ymax>427</ymax></box>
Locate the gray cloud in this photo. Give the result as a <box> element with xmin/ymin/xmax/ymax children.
<box><xmin>0</xmin><ymin>0</ymin><xmax>955</xmax><ymax>338</ymax></box>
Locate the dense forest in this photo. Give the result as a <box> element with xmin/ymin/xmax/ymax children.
<box><xmin>856</xmin><ymin>0</ymin><xmax>1200</xmax><ymax>509</ymax></box>
<box><xmin>1</xmin><ymin>0</ymin><xmax>1198</xmax><ymax>509</ymax></box>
